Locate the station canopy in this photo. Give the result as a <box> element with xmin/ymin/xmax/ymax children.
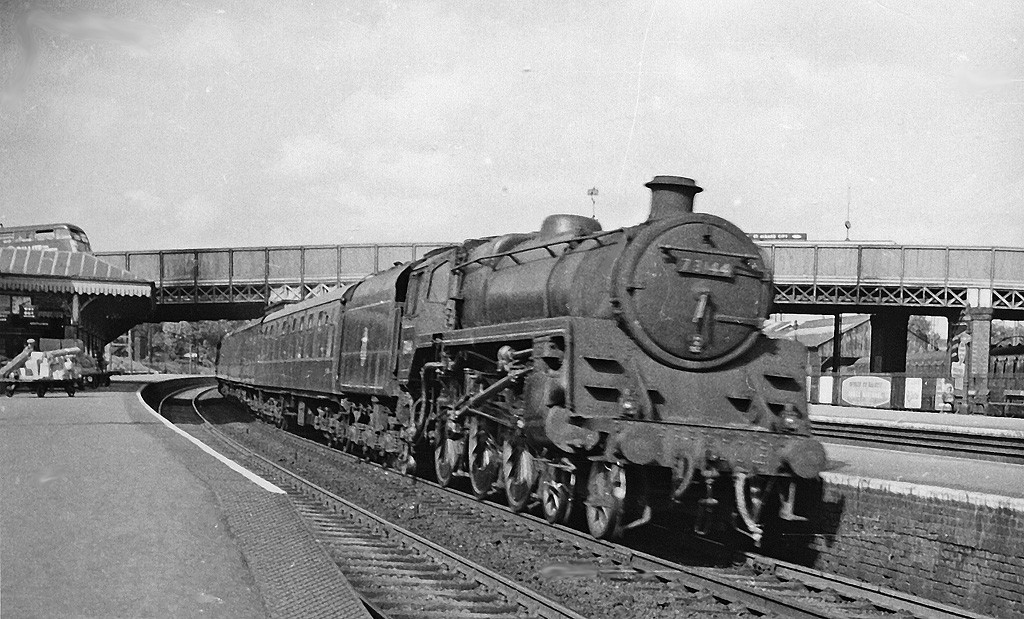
<box><xmin>0</xmin><ymin>246</ymin><xmax>152</xmax><ymax>297</ymax></box>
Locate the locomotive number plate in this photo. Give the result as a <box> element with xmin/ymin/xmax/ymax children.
<box><xmin>672</xmin><ymin>254</ymin><xmax>735</xmax><ymax>279</ymax></box>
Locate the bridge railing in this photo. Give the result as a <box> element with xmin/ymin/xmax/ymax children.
<box><xmin>96</xmin><ymin>241</ymin><xmax>1024</xmax><ymax>313</ymax></box>
<box><xmin>760</xmin><ymin>243</ymin><xmax>1024</xmax><ymax>288</ymax></box>
<box><xmin>96</xmin><ymin>243</ymin><xmax>449</xmax><ymax>292</ymax></box>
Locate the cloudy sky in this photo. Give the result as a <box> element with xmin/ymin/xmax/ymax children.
<box><xmin>0</xmin><ymin>1</ymin><xmax>1021</xmax><ymax>252</ymax></box>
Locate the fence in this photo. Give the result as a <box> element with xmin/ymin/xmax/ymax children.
<box><xmin>810</xmin><ymin>372</ymin><xmax>1024</xmax><ymax>417</ymax></box>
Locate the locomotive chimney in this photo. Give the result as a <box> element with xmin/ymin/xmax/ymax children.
<box><xmin>645</xmin><ymin>175</ymin><xmax>703</xmax><ymax>220</ymax></box>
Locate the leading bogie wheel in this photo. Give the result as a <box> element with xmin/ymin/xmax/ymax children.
<box><xmin>585</xmin><ymin>461</ymin><xmax>626</xmax><ymax>540</ymax></box>
<box><xmin>502</xmin><ymin>437</ymin><xmax>537</xmax><ymax>512</ymax></box>
<box><xmin>66</xmin><ymin>385</ymin><xmax>76</xmax><ymax>397</ymax></box>
<box><xmin>36</xmin><ymin>386</ymin><xmax>47</xmax><ymax>398</ymax></box>
<box><xmin>467</xmin><ymin>416</ymin><xmax>500</xmax><ymax>499</ymax></box>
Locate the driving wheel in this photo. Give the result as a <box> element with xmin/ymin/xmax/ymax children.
<box><xmin>468</xmin><ymin>416</ymin><xmax>500</xmax><ymax>499</ymax></box>
<box><xmin>502</xmin><ymin>437</ymin><xmax>536</xmax><ymax>512</ymax></box>
<box><xmin>585</xmin><ymin>461</ymin><xmax>626</xmax><ymax>539</ymax></box>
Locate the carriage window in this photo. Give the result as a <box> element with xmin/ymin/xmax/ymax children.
<box><xmin>300</xmin><ymin>316</ymin><xmax>308</xmax><ymax>358</ymax></box>
<box><xmin>306</xmin><ymin>314</ymin><xmax>315</xmax><ymax>358</ymax></box>
<box><xmin>306</xmin><ymin>314</ymin><xmax>313</xmax><ymax>358</ymax></box>
<box><xmin>318</xmin><ymin>312</ymin><xmax>327</xmax><ymax>357</ymax></box>
<box><xmin>274</xmin><ymin>324</ymin><xmax>281</xmax><ymax>360</ymax></box>
<box><xmin>291</xmin><ymin>318</ymin><xmax>298</xmax><ymax>358</ymax></box>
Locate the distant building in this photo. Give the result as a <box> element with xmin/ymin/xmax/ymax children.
<box><xmin>764</xmin><ymin>315</ymin><xmax>871</xmax><ymax>372</ymax></box>
<box><xmin>764</xmin><ymin>315</ymin><xmax>947</xmax><ymax>376</ymax></box>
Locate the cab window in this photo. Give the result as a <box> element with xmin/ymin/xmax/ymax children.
<box><xmin>406</xmin><ymin>271</ymin><xmax>422</xmax><ymax>315</ymax></box>
<box><xmin>427</xmin><ymin>264</ymin><xmax>449</xmax><ymax>303</ymax></box>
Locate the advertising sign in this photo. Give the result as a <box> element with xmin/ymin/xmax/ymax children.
<box><xmin>904</xmin><ymin>377</ymin><xmax>923</xmax><ymax>409</ymax></box>
<box><xmin>840</xmin><ymin>376</ymin><xmax>892</xmax><ymax>407</ymax></box>
<box><xmin>817</xmin><ymin>376</ymin><xmax>834</xmax><ymax>404</ymax></box>
<box><xmin>748</xmin><ymin>232</ymin><xmax>808</xmax><ymax>241</ymax></box>
<box><xmin>950</xmin><ymin>362</ymin><xmax>965</xmax><ymax>390</ymax></box>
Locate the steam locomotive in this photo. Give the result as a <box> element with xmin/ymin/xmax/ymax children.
<box><xmin>217</xmin><ymin>176</ymin><xmax>826</xmax><ymax>543</ymax></box>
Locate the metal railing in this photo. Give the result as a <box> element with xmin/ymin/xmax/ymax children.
<box><xmin>759</xmin><ymin>242</ymin><xmax>1024</xmax><ymax>288</ymax></box>
<box><xmin>95</xmin><ymin>241</ymin><xmax>1024</xmax><ymax>312</ymax></box>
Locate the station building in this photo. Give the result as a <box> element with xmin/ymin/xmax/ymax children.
<box><xmin>0</xmin><ymin>246</ymin><xmax>153</xmax><ymax>362</ymax></box>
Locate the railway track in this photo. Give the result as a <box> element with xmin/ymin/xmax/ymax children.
<box><xmin>181</xmin><ymin>388</ymin><xmax>988</xmax><ymax>619</ymax></box>
<box><xmin>163</xmin><ymin>388</ymin><xmax>583</xmax><ymax>619</ymax></box>
<box><xmin>810</xmin><ymin>418</ymin><xmax>1024</xmax><ymax>465</ymax></box>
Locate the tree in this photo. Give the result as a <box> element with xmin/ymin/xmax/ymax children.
<box><xmin>991</xmin><ymin>320</ymin><xmax>1024</xmax><ymax>347</ymax></box>
<box><xmin>908</xmin><ymin>315</ymin><xmax>943</xmax><ymax>352</ymax></box>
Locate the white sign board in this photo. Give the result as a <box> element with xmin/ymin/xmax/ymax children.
<box><xmin>841</xmin><ymin>376</ymin><xmax>892</xmax><ymax>407</ymax></box>
<box><xmin>904</xmin><ymin>377</ymin><xmax>923</xmax><ymax>409</ymax></box>
<box><xmin>817</xmin><ymin>376</ymin><xmax>834</xmax><ymax>404</ymax></box>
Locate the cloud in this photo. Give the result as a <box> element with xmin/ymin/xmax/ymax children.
<box><xmin>124</xmin><ymin>189</ymin><xmax>166</xmax><ymax>213</ymax></box>
<box><xmin>266</xmin><ymin>135</ymin><xmax>353</xmax><ymax>182</ymax></box>
<box><xmin>174</xmin><ymin>14</ymin><xmax>240</xmax><ymax>67</ymax></box>
<box><xmin>2</xmin><ymin>8</ymin><xmax>155</xmax><ymax>105</ymax></box>
<box><xmin>1</xmin><ymin>1</ymin><xmax>1021</xmax><ymax>251</ymax></box>
<box><xmin>177</xmin><ymin>193</ymin><xmax>219</xmax><ymax>230</ymax></box>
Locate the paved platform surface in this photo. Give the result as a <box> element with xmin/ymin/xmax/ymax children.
<box><xmin>811</xmin><ymin>403</ymin><xmax>1024</xmax><ymax>437</ymax></box>
<box><xmin>4</xmin><ymin>379</ymin><xmax>1019</xmax><ymax>614</ymax></box>
<box><xmin>0</xmin><ymin>384</ymin><xmax>369</xmax><ymax>618</ymax></box>
<box><xmin>814</xmin><ymin>406</ymin><xmax>1024</xmax><ymax>505</ymax></box>
<box><xmin>823</xmin><ymin>442</ymin><xmax>1024</xmax><ymax>502</ymax></box>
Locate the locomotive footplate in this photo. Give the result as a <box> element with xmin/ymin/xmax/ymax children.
<box><xmin>572</xmin><ymin>416</ymin><xmax>827</xmax><ymax>482</ymax></box>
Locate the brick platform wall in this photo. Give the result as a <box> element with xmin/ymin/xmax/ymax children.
<box><xmin>767</xmin><ymin>474</ymin><xmax>1024</xmax><ymax>617</ymax></box>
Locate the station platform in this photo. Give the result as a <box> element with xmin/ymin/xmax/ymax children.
<box><xmin>0</xmin><ymin>382</ymin><xmax>369</xmax><ymax>618</ymax></box>
<box><xmin>822</xmin><ymin>441</ymin><xmax>1024</xmax><ymax>502</ymax></box>
<box><xmin>810</xmin><ymin>402</ymin><xmax>1024</xmax><ymax>505</ymax></box>
<box><xmin>810</xmin><ymin>402</ymin><xmax>1024</xmax><ymax>438</ymax></box>
<box><xmin>3</xmin><ymin>379</ymin><xmax>1020</xmax><ymax>616</ymax></box>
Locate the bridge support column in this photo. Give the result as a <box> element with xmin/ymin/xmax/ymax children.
<box><xmin>869</xmin><ymin>311</ymin><xmax>908</xmax><ymax>373</ymax></box>
<box><xmin>830</xmin><ymin>313</ymin><xmax>843</xmax><ymax>374</ymax></box>
<box><xmin>965</xmin><ymin>306</ymin><xmax>993</xmax><ymax>414</ymax></box>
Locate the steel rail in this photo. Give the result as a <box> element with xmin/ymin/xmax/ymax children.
<box><xmin>743</xmin><ymin>556</ymin><xmax>991</xmax><ymax>619</ymax></box>
<box><xmin>187</xmin><ymin>387</ymin><xmax>586</xmax><ymax>619</ymax></box>
<box><xmin>201</xmin><ymin>390</ymin><xmax>995</xmax><ymax>619</ymax></box>
<box><xmin>811</xmin><ymin>419</ymin><xmax>1024</xmax><ymax>465</ymax></box>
